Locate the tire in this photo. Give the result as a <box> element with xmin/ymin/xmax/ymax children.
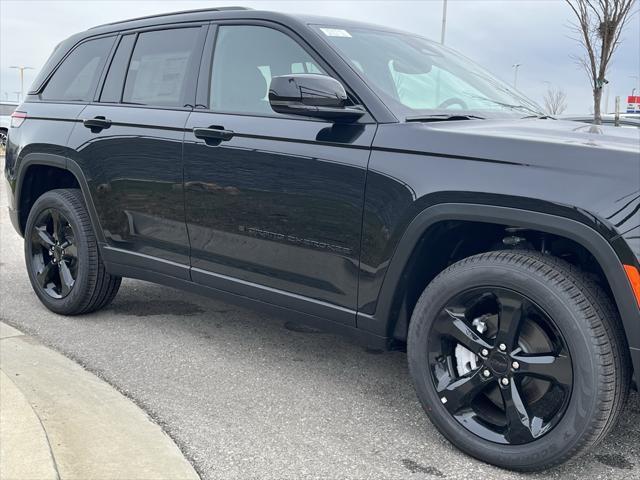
<box><xmin>0</xmin><ymin>128</ymin><xmax>7</xmax><ymax>149</ymax></box>
<box><xmin>407</xmin><ymin>250</ymin><xmax>630</xmax><ymax>471</ymax></box>
<box><xmin>24</xmin><ymin>189</ymin><xmax>121</xmax><ymax>315</ymax></box>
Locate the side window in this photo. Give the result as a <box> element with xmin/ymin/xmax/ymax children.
<box><xmin>41</xmin><ymin>36</ymin><xmax>114</xmax><ymax>101</ymax></box>
<box><xmin>100</xmin><ymin>34</ymin><xmax>136</xmax><ymax>103</ymax></box>
<box><xmin>210</xmin><ymin>26</ymin><xmax>326</xmax><ymax>115</ymax></box>
<box><xmin>122</xmin><ymin>28</ymin><xmax>200</xmax><ymax>107</ymax></box>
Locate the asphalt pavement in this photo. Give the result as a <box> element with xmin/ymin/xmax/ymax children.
<box><xmin>1</xmin><ymin>162</ymin><xmax>638</xmax><ymax>480</ymax></box>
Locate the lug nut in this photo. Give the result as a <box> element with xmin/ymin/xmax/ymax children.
<box><xmin>483</xmin><ymin>369</ymin><xmax>491</xmax><ymax>378</ymax></box>
<box><xmin>499</xmin><ymin>343</ymin><xmax>507</xmax><ymax>352</ymax></box>
<box><xmin>512</xmin><ymin>361</ymin><xmax>520</xmax><ymax>370</ymax></box>
<box><xmin>481</xmin><ymin>348</ymin><xmax>489</xmax><ymax>357</ymax></box>
<box><xmin>501</xmin><ymin>377</ymin><xmax>509</xmax><ymax>386</ymax></box>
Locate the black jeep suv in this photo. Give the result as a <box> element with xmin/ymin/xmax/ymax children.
<box><xmin>4</xmin><ymin>7</ymin><xmax>640</xmax><ymax>471</ymax></box>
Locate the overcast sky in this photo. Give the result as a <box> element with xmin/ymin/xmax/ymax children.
<box><xmin>1</xmin><ymin>0</ymin><xmax>638</xmax><ymax>114</ymax></box>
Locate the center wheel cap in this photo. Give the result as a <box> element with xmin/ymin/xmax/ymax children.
<box><xmin>488</xmin><ymin>352</ymin><xmax>509</xmax><ymax>374</ymax></box>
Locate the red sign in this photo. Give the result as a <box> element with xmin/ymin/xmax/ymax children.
<box><xmin>627</xmin><ymin>96</ymin><xmax>640</xmax><ymax>113</ymax></box>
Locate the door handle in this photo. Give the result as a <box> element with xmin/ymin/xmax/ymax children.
<box><xmin>193</xmin><ymin>126</ymin><xmax>234</xmax><ymax>144</ymax></box>
<box><xmin>83</xmin><ymin>116</ymin><xmax>112</xmax><ymax>132</ymax></box>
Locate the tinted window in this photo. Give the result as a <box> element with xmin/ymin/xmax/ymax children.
<box><xmin>210</xmin><ymin>26</ymin><xmax>326</xmax><ymax>114</ymax></box>
<box><xmin>100</xmin><ymin>34</ymin><xmax>135</xmax><ymax>103</ymax></box>
<box><xmin>122</xmin><ymin>28</ymin><xmax>200</xmax><ymax>107</ymax></box>
<box><xmin>42</xmin><ymin>36</ymin><xmax>114</xmax><ymax>101</ymax></box>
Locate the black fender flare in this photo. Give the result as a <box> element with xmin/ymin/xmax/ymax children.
<box><xmin>14</xmin><ymin>152</ymin><xmax>105</xmax><ymax>244</ymax></box>
<box><xmin>358</xmin><ymin>203</ymin><xmax>640</xmax><ymax>373</ymax></box>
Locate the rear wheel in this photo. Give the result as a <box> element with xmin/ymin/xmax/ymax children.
<box><xmin>408</xmin><ymin>250</ymin><xmax>630</xmax><ymax>471</ymax></box>
<box><xmin>24</xmin><ymin>189</ymin><xmax>121</xmax><ymax>315</ymax></box>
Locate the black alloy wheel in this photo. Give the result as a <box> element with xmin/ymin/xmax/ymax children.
<box><xmin>30</xmin><ymin>208</ymin><xmax>78</xmax><ymax>298</ymax></box>
<box><xmin>430</xmin><ymin>287</ymin><xmax>572</xmax><ymax>445</ymax></box>
<box><xmin>24</xmin><ymin>189</ymin><xmax>122</xmax><ymax>315</ymax></box>
<box><xmin>408</xmin><ymin>250</ymin><xmax>630</xmax><ymax>471</ymax></box>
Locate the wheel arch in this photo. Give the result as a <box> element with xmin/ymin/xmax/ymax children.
<box><xmin>14</xmin><ymin>153</ymin><xmax>105</xmax><ymax>244</ymax></box>
<box><xmin>358</xmin><ymin>203</ymin><xmax>640</xmax><ymax>376</ymax></box>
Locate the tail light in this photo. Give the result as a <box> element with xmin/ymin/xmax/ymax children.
<box><xmin>10</xmin><ymin>111</ymin><xmax>27</xmax><ymax>128</ymax></box>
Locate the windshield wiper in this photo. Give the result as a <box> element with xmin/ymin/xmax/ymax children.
<box><xmin>521</xmin><ymin>114</ymin><xmax>554</xmax><ymax>119</ymax></box>
<box><xmin>406</xmin><ymin>114</ymin><xmax>485</xmax><ymax>122</ymax></box>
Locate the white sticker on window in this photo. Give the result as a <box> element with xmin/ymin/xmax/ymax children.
<box><xmin>320</xmin><ymin>28</ymin><xmax>352</xmax><ymax>38</ymax></box>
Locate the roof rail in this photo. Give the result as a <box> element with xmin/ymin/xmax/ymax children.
<box><xmin>90</xmin><ymin>6</ymin><xmax>252</xmax><ymax>29</ymax></box>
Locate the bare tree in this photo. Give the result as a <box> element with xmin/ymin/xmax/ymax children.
<box><xmin>543</xmin><ymin>86</ymin><xmax>569</xmax><ymax>115</ymax></box>
<box><xmin>565</xmin><ymin>0</ymin><xmax>637</xmax><ymax>123</ymax></box>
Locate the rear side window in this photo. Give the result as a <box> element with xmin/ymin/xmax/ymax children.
<box><xmin>41</xmin><ymin>36</ymin><xmax>114</xmax><ymax>102</ymax></box>
<box><xmin>100</xmin><ymin>34</ymin><xmax>136</xmax><ymax>103</ymax></box>
<box><xmin>122</xmin><ymin>28</ymin><xmax>200</xmax><ymax>107</ymax></box>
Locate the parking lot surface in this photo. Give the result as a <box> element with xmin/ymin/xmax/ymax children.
<box><xmin>1</xmin><ymin>165</ymin><xmax>638</xmax><ymax>480</ymax></box>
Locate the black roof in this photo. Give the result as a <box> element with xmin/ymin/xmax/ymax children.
<box><xmin>89</xmin><ymin>6</ymin><xmax>252</xmax><ymax>30</ymax></box>
<box><xmin>84</xmin><ymin>7</ymin><xmax>399</xmax><ymax>37</ymax></box>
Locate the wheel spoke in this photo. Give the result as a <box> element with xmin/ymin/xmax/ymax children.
<box><xmin>437</xmin><ymin>308</ymin><xmax>492</xmax><ymax>355</ymax></box>
<box><xmin>50</xmin><ymin>209</ymin><xmax>67</xmax><ymax>243</ymax></box>
<box><xmin>496</xmin><ymin>292</ymin><xmax>525</xmax><ymax>349</ymax></box>
<box><xmin>500</xmin><ymin>381</ymin><xmax>535</xmax><ymax>444</ymax></box>
<box><xmin>32</xmin><ymin>226</ymin><xmax>55</xmax><ymax>248</ymax></box>
<box><xmin>513</xmin><ymin>353</ymin><xmax>572</xmax><ymax>389</ymax></box>
<box><xmin>439</xmin><ymin>369</ymin><xmax>488</xmax><ymax>414</ymax></box>
<box><xmin>58</xmin><ymin>260</ymin><xmax>75</xmax><ymax>296</ymax></box>
<box><xmin>62</xmin><ymin>243</ymin><xmax>78</xmax><ymax>260</ymax></box>
<box><xmin>36</xmin><ymin>262</ymin><xmax>55</xmax><ymax>288</ymax></box>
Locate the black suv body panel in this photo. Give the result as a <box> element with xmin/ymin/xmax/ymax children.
<box><xmin>5</xmin><ymin>8</ymin><xmax>640</xmax><ymax>376</ymax></box>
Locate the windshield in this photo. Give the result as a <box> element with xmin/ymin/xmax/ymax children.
<box><xmin>315</xmin><ymin>25</ymin><xmax>544</xmax><ymax>120</ymax></box>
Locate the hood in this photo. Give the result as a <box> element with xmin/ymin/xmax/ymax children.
<box><xmin>372</xmin><ymin>118</ymin><xmax>640</xmax><ymax>259</ymax></box>
<box><xmin>376</xmin><ymin>117</ymin><xmax>639</xmax><ymax>174</ymax></box>
<box><xmin>416</xmin><ymin>117</ymin><xmax>639</xmax><ymax>156</ymax></box>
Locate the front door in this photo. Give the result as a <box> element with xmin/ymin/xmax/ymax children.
<box><xmin>67</xmin><ymin>26</ymin><xmax>206</xmax><ymax>278</ymax></box>
<box><xmin>184</xmin><ymin>23</ymin><xmax>375</xmax><ymax>324</ymax></box>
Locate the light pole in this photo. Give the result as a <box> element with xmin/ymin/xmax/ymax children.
<box><xmin>440</xmin><ymin>0</ymin><xmax>448</xmax><ymax>44</ymax></box>
<box><xmin>9</xmin><ymin>65</ymin><xmax>34</xmax><ymax>103</ymax></box>
<box><xmin>512</xmin><ymin>63</ymin><xmax>522</xmax><ymax>90</ymax></box>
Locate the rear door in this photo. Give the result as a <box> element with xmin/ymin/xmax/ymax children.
<box><xmin>67</xmin><ymin>25</ymin><xmax>207</xmax><ymax>279</ymax></box>
<box><xmin>183</xmin><ymin>23</ymin><xmax>376</xmax><ymax>324</ymax></box>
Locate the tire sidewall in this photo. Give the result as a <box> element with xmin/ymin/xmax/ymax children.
<box><xmin>24</xmin><ymin>191</ymin><xmax>93</xmax><ymax>314</ymax></box>
<box><xmin>408</xmin><ymin>255</ymin><xmax>602</xmax><ymax>469</ymax></box>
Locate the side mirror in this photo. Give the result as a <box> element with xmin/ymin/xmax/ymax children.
<box><xmin>269</xmin><ymin>74</ymin><xmax>365</xmax><ymax>122</ymax></box>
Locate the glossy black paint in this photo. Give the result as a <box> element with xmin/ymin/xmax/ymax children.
<box><xmin>268</xmin><ymin>74</ymin><xmax>365</xmax><ymax>121</ymax></box>
<box><xmin>183</xmin><ymin>111</ymin><xmax>375</xmax><ymax>322</ymax></box>
<box><xmin>430</xmin><ymin>287</ymin><xmax>572</xmax><ymax>445</ymax></box>
<box><xmin>4</xmin><ymin>9</ymin><xmax>640</xmax><ymax>376</ymax></box>
<box><xmin>66</xmin><ymin>104</ymin><xmax>193</xmax><ymax>275</ymax></box>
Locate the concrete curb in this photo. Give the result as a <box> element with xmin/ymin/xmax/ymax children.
<box><xmin>0</xmin><ymin>322</ymin><xmax>200</xmax><ymax>480</ymax></box>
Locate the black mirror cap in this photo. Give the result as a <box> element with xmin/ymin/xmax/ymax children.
<box><xmin>269</xmin><ymin>74</ymin><xmax>365</xmax><ymax>122</ymax></box>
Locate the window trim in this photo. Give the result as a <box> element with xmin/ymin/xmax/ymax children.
<box><xmin>96</xmin><ymin>33</ymin><xmax>136</xmax><ymax>103</ymax></box>
<box><xmin>94</xmin><ymin>23</ymin><xmax>208</xmax><ymax>109</ymax></box>
<box><xmin>195</xmin><ymin>19</ymin><xmax>374</xmax><ymax>123</ymax></box>
<box><xmin>38</xmin><ymin>34</ymin><xmax>117</xmax><ymax>104</ymax></box>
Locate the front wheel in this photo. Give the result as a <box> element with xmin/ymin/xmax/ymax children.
<box><xmin>24</xmin><ymin>189</ymin><xmax>121</xmax><ymax>315</ymax></box>
<box><xmin>408</xmin><ymin>250</ymin><xmax>630</xmax><ymax>471</ymax></box>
